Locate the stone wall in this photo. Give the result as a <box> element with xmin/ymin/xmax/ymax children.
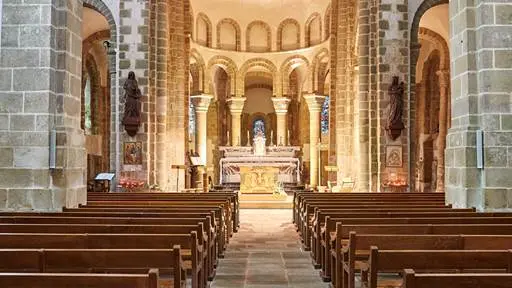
<box><xmin>0</xmin><ymin>0</ymin><xmax>85</xmax><ymax>210</ymax></box>
<box><xmin>446</xmin><ymin>0</ymin><xmax>512</xmax><ymax>210</ymax></box>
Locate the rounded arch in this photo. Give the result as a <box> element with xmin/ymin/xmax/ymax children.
<box><xmin>418</xmin><ymin>27</ymin><xmax>449</xmax><ymax>71</ymax></box>
<box><xmin>280</xmin><ymin>55</ymin><xmax>310</xmax><ymax>97</ymax></box>
<box><xmin>246</xmin><ymin>20</ymin><xmax>272</xmax><ymax>52</ymax></box>
<box><xmin>83</xmin><ymin>0</ymin><xmax>117</xmax><ymax>43</ymax></box>
<box><xmin>216</xmin><ymin>18</ymin><xmax>241</xmax><ymax>51</ymax></box>
<box><xmin>305</xmin><ymin>12</ymin><xmax>322</xmax><ymax>47</ymax></box>
<box><xmin>238</xmin><ymin>58</ymin><xmax>278</xmax><ymax>97</ymax></box>
<box><xmin>324</xmin><ymin>4</ymin><xmax>332</xmax><ymax>41</ymax></box>
<box><xmin>205</xmin><ymin>55</ymin><xmax>238</xmax><ymax>96</ymax></box>
<box><xmin>410</xmin><ymin>0</ymin><xmax>449</xmax><ymax>46</ymax></box>
<box><xmin>196</xmin><ymin>12</ymin><xmax>213</xmax><ymax>47</ymax></box>
<box><xmin>277</xmin><ymin>18</ymin><xmax>301</xmax><ymax>51</ymax></box>
<box><xmin>190</xmin><ymin>48</ymin><xmax>206</xmax><ymax>94</ymax></box>
<box><xmin>310</xmin><ymin>48</ymin><xmax>330</xmax><ymax>93</ymax></box>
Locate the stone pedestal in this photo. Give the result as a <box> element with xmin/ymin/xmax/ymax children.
<box><xmin>272</xmin><ymin>98</ymin><xmax>291</xmax><ymax>146</ymax></box>
<box><xmin>227</xmin><ymin>98</ymin><xmax>246</xmax><ymax>146</ymax></box>
<box><xmin>304</xmin><ymin>94</ymin><xmax>326</xmax><ymax>188</ymax></box>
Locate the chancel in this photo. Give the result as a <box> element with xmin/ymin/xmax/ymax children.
<box><xmin>0</xmin><ymin>0</ymin><xmax>511</xmax><ymax>287</ymax></box>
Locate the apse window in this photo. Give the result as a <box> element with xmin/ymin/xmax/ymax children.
<box><xmin>84</xmin><ymin>78</ymin><xmax>92</xmax><ymax>135</ymax></box>
<box><xmin>321</xmin><ymin>96</ymin><xmax>329</xmax><ymax>134</ymax></box>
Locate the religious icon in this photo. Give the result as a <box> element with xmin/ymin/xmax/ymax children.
<box><xmin>386</xmin><ymin>76</ymin><xmax>405</xmax><ymax>140</ymax></box>
<box><xmin>386</xmin><ymin>145</ymin><xmax>403</xmax><ymax>167</ymax></box>
<box><xmin>122</xmin><ymin>71</ymin><xmax>142</xmax><ymax>137</ymax></box>
<box><xmin>124</xmin><ymin>141</ymin><xmax>143</xmax><ymax>165</ymax></box>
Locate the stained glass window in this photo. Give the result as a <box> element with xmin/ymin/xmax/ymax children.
<box><xmin>84</xmin><ymin>78</ymin><xmax>92</xmax><ymax>135</ymax></box>
<box><xmin>321</xmin><ymin>96</ymin><xmax>329</xmax><ymax>134</ymax></box>
<box><xmin>189</xmin><ymin>102</ymin><xmax>196</xmax><ymax>137</ymax></box>
<box><xmin>253</xmin><ymin>119</ymin><xmax>265</xmax><ymax>137</ymax></box>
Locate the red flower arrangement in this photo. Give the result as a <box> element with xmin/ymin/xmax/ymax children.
<box><xmin>119</xmin><ymin>177</ymin><xmax>145</xmax><ymax>192</ymax></box>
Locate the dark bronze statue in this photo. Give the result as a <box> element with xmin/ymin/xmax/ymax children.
<box><xmin>122</xmin><ymin>71</ymin><xmax>142</xmax><ymax>137</ymax></box>
<box><xmin>386</xmin><ymin>76</ymin><xmax>405</xmax><ymax>140</ymax></box>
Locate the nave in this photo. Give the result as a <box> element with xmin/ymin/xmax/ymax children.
<box><xmin>211</xmin><ymin>209</ymin><xmax>329</xmax><ymax>288</ymax></box>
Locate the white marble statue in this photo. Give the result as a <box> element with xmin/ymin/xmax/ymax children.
<box><xmin>253</xmin><ymin>132</ymin><xmax>266</xmax><ymax>156</ymax></box>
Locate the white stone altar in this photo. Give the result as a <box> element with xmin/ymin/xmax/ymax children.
<box><xmin>218</xmin><ymin>138</ymin><xmax>301</xmax><ymax>186</ymax></box>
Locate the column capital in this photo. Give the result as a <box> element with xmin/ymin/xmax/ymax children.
<box><xmin>303</xmin><ymin>94</ymin><xmax>326</xmax><ymax>112</ymax></box>
<box><xmin>227</xmin><ymin>97</ymin><xmax>246</xmax><ymax>114</ymax></box>
<box><xmin>190</xmin><ymin>94</ymin><xmax>213</xmax><ymax>113</ymax></box>
<box><xmin>436</xmin><ymin>70</ymin><xmax>450</xmax><ymax>88</ymax></box>
<box><xmin>271</xmin><ymin>97</ymin><xmax>291</xmax><ymax>114</ymax></box>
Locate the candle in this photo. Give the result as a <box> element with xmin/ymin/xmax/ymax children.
<box><xmin>227</xmin><ymin>131</ymin><xmax>230</xmax><ymax>145</ymax></box>
<box><xmin>287</xmin><ymin>130</ymin><xmax>290</xmax><ymax>145</ymax></box>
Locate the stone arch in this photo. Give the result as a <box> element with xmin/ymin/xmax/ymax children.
<box><xmin>305</xmin><ymin>12</ymin><xmax>322</xmax><ymax>47</ymax></box>
<box><xmin>190</xmin><ymin>48</ymin><xmax>206</xmax><ymax>94</ymax></box>
<box><xmin>324</xmin><ymin>4</ymin><xmax>331</xmax><ymax>41</ymax></box>
<box><xmin>83</xmin><ymin>0</ymin><xmax>117</xmax><ymax>44</ymax></box>
<box><xmin>238</xmin><ymin>58</ymin><xmax>279</xmax><ymax>97</ymax></box>
<box><xmin>196</xmin><ymin>12</ymin><xmax>213</xmax><ymax>47</ymax></box>
<box><xmin>82</xmin><ymin>0</ymin><xmax>117</xmax><ymax>173</ymax></box>
<box><xmin>246</xmin><ymin>20</ymin><xmax>272</xmax><ymax>52</ymax></box>
<box><xmin>311</xmin><ymin>48</ymin><xmax>330</xmax><ymax>93</ymax></box>
<box><xmin>277</xmin><ymin>18</ymin><xmax>301</xmax><ymax>51</ymax></box>
<box><xmin>206</xmin><ymin>55</ymin><xmax>238</xmax><ymax>96</ymax></box>
<box><xmin>409</xmin><ymin>0</ymin><xmax>449</xmax><ymax>192</ymax></box>
<box><xmin>217</xmin><ymin>18</ymin><xmax>241</xmax><ymax>51</ymax></box>
<box><xmin>280</xmin><ymin>55</ymin><xmax>310</xmax><ymax>97</ymax></box>
<box><xmin>418</xmin><ymin>28</ymin><xmax>449</xmax><ymax>70</ymax></box>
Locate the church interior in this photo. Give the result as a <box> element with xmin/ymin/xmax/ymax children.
<box><xmin>0</xmin><ymin>0</ymin><xmax>512</xmax><ymax>287</ymax></box>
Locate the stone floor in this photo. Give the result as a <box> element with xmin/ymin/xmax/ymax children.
<box><xmin>211</xmin><ymin>209</ymin><xmax>330</xmax><ymax>288</ymax></box>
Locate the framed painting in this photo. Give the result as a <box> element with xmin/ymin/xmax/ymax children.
<box><xmin>124</xmin><ymin>141</ymin><xmax>143</xmax><ymax>165</ymax></box>
<box><xmin>386</xmin><ymin>145</ymin><xmax>402</xmax><ymax>167</ymax></box>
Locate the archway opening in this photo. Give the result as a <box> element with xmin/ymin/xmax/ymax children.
<box><xmin>81</xmin><ymin>6</ymin><xmax>112</xmax><ymax>191</ymax></box>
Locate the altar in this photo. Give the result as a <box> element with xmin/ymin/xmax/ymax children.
<box><xmin>218</xmin><ymin>136</ymin><xmax>301</xmax><ymax>194</ymax></box>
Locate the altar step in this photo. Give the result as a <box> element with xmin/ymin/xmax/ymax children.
<box><xmin>239</xmin><ymin>201</ymin><xmax>293</xmax><ymax>209</ymax></box>
<box><xmin>238</xmin><ymin>192</ymin><xmax>292</xmax><ymax>209</ymax></box>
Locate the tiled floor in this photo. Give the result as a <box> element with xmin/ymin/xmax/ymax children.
<box><xmin>211</xmin><ymin>209</ymin><xmax>330</xmax><ymax>288</ymax></box>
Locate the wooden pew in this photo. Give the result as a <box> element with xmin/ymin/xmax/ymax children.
<box><xmin>87</xmin><ymin>192</ymin><xmax>240</xmax><ymax>231</ymax></box>
<box><xmin>297</xmin><ymin>201</ymin><xmax>448</xmax><ymax>241</ymax></box>
<box><xmin>308</xmin><ymin>207</ymin><xmax>471</xmax><ymax>254</ymax></box>
<box><xmin>0</xmin><ymin>270</ymin><xmax>161</xmax><ymax>288</ymax></box>
<box><xmin>363</xmin><ymin>248</ymin><xmax>512</xmax><ymax>288</ymax></box>
<box><xmin>0</xmin><ymin>233</ymin><xmax>204</xmax><ymax>288</ymax></box>
<box><xmin>322</xmin><ymin>222</ymin><xmax>512</xmax><ymax>283</ymax></box>
<box><xmin>83</xmin><ymin>200</ymin><xmax>234</xmax><ymax>238</ymax></box>
<box><xmin>302</xmin><ymin>209</ymin><xmax>483</xmax><ymax>252</ymax></box>
<box><xmin>0</xmin><ymin>223</ymin><xmax>216</xmax><ymax>282</ymax></box>
<box><xmin>338</xmin><ymin>233</ymin><xmax>512</xmax><ymax>288</ymax></box>
<box><xmin>0</xmin><ymin>210</ymin><xmax>227</xmax><ymax>255</ymax></box>
<box><xmin>293</xmin><ymin>192</ymin><xmax>445</xmax><ymax>224</ymax></box>
<box><xmin>0</xmin><ymin>248</ymin><xmax>185</xmax><ymax>288</ymax></box>
<box><xmin>402</xmin><ymin>269</ymin><xmax>512</xmax><ymax>288</ymax></box>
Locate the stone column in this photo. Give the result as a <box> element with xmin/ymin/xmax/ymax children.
<box><xmin>227</xmin><ymin>98</ymin><xmax>246</xmax><ymax>146</ymax></box>
<box><xmin>271</xmin><ymin>97</ymin><xmax>291</xmax><ymax>145</ymax></box>
<box><xmin>191</xmin><ymin>95</ymin><xmax>213</xmax><ymax>165</ymax></box>
<box><xmin>436</xmin><ymin>70</ymin><xmax>449</xmax><ymax>192</ymax></box>
<box><xmin>0</xmin><ymin>1</ymin><xmax>85</xmax><ymax>211</ymax></box>
<box><xmin>304</xmin><ymin>94</ymin><xmax>326</xmax><ymax>188</ymax></box>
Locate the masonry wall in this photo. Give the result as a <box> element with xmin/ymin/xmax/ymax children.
<box><xmin>0</xmin><ymin>0</ymin><xmax>85</xmax><ymax>210</ymax></box>
<box><xmin>446</xmin><ymin>0</ymin><xmax>512</xmax><ymax>210</ymax></box>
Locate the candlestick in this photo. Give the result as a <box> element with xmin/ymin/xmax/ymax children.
<box><xmin>246</xmin><ymin>130</ymin><xmax>251</xmax><ymax>147</ymax></box>
<box><xmin>287</xmin><ymin>130</ymin><xmax>290</xmax><ymax>145</ymax></box>
<box><xmin>270</xmin><ymin>130</ymin><xmax>274</xmax><ymax>146</ymax></box>
<box><xmin>227</xmin><ymin>131</ymin><xmax>230</xmax><ymax>146</ymax></box>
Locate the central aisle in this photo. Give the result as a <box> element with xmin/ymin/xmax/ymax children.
<box><xmin>211</xmin><ymin>209</ymin><xmax>330</xmax><ymax>288</ymax></box>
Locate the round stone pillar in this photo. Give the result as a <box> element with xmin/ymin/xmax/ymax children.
<box><xmin>227</xmin><ymin>98</ymin><xmax>246</xmax><ymax>146</ymax></box>
<box><xmin>271</xmin><ymin>97</ymin><xmax>291</xmax><ymax>145</ymax></box>
<box><xmin>304</xmin><ymin>94</ymin><xmax>326</xmax><ymax>188</ymax></box>
<box><xmin>436</xmin><ymin>70</ymin><xmax>450</xmax><ymax>192</ymax></box>
<box><xmin>191</xmin><ymin>95</ymin><xmax>213</xmax><ymax>165</ymax></box>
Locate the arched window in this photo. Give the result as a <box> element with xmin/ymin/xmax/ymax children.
<box><xmin>189</xmin><ymin>102</ymin><xmax>196</xmax><ymax>138</ymax></box>
<box><xmin>253</xmin><ymin>119</ymin><xmax>265</xmax><ymax>137</ymax></box>
<box><xmin>84</xmin><ymin>77</ymin><xmax>92</xmax><ymax>135</ymax></box>
<box><xmin>321</xmin><ymin>96</ymin><xmax>329</xmax><ymax>134</ymax></box>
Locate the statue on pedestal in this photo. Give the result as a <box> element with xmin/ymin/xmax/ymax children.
<box><xmin>386</xmin><ymin>76</ymin><xmax>405</xmax><ymax>140</ymax></box>
<box><xmin>122</xmin><ymin>71</ymin><xmax>142</xmax><ymax>137</ymax></box>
